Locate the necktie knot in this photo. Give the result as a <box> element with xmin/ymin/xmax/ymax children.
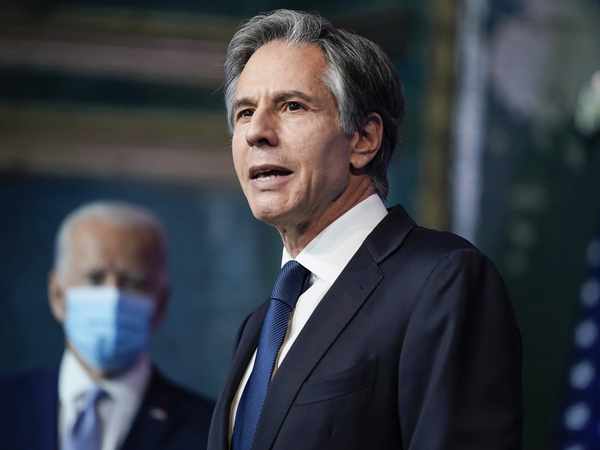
<box><xmin>62</xmin><ymin>385</ymin><xmax>106</xmax><ymax>450</ymax></box>
<box><xmin>83</xmin><ymin>386</ymin><xmax>106</xmax><ymax>408</ymax></box>
<box><xmin>270</xmin><ymin>260</ymin><xmax>310</xmax><ymax>309</ymax></box>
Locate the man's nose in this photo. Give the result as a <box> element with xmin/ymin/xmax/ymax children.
<box><xmin>102</xmin><ymin>273</ymin><xmax>120</xmax><ymax>288</ymax></box>
<box><xmin>245</xmin><ymin>107</ymin><xmax>279</xmax><ymax>148</ymax></box>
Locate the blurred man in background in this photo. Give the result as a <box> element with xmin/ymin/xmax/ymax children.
<box><xmin>0</xmin><ymin>201</ymin><xmax>214</xmax><ymax>450</ymax></box>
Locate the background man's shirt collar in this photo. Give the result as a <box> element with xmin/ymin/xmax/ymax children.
<box><xmin>58</xmin><ymin>348</ymin><xmax>151</xmax><ymax>450</ymax></box>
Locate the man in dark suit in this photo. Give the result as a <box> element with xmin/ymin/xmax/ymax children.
<box><xmin>0</xmin><ymin>201</ymin><xmax>214</xmax><ymax>450</ymax></box>
<box><xmin>208</xmin><ymin>9</ymin><xmax>523</xmax><ymax>450</ymax></box>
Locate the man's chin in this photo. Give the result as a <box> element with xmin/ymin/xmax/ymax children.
<box><xmin>249</xmin><ymin>204</ymin><xmax>291</xmax><ymax>227</ymax></box>
<box><xmin>66</xmin><ymin>341</ymin><xmax>131</xmax><ymax>379</ymax></box>
<box><xmin>246</xmin><ymin>194</ymin><xmax>285</xmax><ymax>220</ymax></box>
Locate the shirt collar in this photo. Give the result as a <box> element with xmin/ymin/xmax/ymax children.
<box><xmin>282</xmin><ymin>194</ymin><xmax>388</xmax><ymax>286</ymax></box>
<box><xmin>59</xmin><ymin>348</ymin><xmax>152</xmax><ymax>407</ymax></box>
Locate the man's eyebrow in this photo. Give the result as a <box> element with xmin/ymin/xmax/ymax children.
<box><xmin>233</xmin><ymin>91</ymin><xmax>315</xmax><ymax>113</ymax></box>
<box><xmin>233</xmin><ymin>98</ymin><xmax>256</xmax><ymax>112</ymax></box>
<box><xmin>274</xmin><ymin>90</ymin><xmax>313</xmax><ymax>103</ymax></box>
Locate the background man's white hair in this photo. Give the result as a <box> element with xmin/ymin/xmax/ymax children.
<box><xmin>54</xmin><ymin>201</ymin><xmax>169</xmax><ymax>282</ymax></box>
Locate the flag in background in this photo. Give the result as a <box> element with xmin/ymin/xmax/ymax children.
<box><xmin>558</xmin><ymin>222</ymin><xmax>600</xmax><ymax>450</ymax></box>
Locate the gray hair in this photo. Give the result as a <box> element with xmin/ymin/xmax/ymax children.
<box><xmin>54</xmin><ymin>201</ymin><xmax>169</xmax><ymax>282</ymax></box>
<box><xmin>224</xmin><ymin>9</ymin><xmax>405</xmax><ymax>199</ymax></box>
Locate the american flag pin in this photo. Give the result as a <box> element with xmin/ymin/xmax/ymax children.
<box><xmin>149</xmin><ymin>407</ymin><xmax>168</xmax><ymax>421</ymax></box>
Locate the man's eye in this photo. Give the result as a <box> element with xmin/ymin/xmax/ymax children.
<box><xmin>123</xmin><ymin>278</ymin><xmax>148</xmax><ymax>291</ymax></box>
<box><xmin>84</xmin><ymin>272</ymin><xmax>105</xmax><ymax>285</ymax></box>
<box><xmin>237</xmin><ymin>109</ymin><xmax>254</xmax><ymax>120</ymax></box>
<box><xmin>287</xmin><ymin>102</ymin><xmax>302</xmax><ymax>111</ymax></box>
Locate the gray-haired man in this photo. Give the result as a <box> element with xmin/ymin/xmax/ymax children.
<box><xmin>209</xmin><ymin>9</ymin><xmax>522</xmax><ymax>450</ymax></box>
<box><xmin>0</xmin><ymin>201</ymin><xmax>214</xmax><ymax>450</ymax></box>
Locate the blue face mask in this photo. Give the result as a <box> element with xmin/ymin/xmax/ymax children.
<box><xmin>64</xmin><ymin>286</ymin><xmax>155</xmax><ymax>373</ymax></box>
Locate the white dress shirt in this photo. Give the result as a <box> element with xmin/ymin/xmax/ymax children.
<box><xmin>58</xmin><ymin>349</ymin><xmax>151</xmax><ymax>450</ymax></box>
<box><xmin>229</xmin><ymin>194</ymin><xmax>388</xmax><ymax>439</ymax></box>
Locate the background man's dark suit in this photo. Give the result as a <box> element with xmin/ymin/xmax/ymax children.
<box><xmin>0</xmin><ymin>365</ymin><xmax>214</xmax><ymax>450</ymax></box>
<box><xmin>209</xmin><ymin>205</ymin><xmax>523</xmax><ymax>449</ymax></box>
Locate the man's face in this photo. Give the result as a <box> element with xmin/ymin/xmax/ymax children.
<box><xmin>65</xmin><ymin>219</ymin><xmax>165</xmax><ymax>296</ymax></box>
<box><xmin>231</xmin><ymin>40</ymin><xmax>357</xmax><ymax>234</ymax></box>
<box><xmin>49</xmin><ymin>218</ymin><xmax>168</xmax><ymax>327</ymax></box>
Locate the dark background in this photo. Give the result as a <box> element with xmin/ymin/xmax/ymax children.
<box><xmin>1</xmin><ymin>0</ymin><xmax>600</xmax><ymax>448</ymax></box>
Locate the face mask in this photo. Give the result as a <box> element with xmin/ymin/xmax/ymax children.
<box><xmin>64</xmin><ymin>286</ymin><xmax>155</xmax><ymax>373</ymax></box>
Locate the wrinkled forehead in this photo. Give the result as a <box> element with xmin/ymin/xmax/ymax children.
<box><xmin>245</xmin><ymin>41</ymin><xmax>326</xmax><ymax>79</ymax></box>
<box><xmin>226</xmin><ymin>39</ymin><xmax>338</xmax><ymax>132</ymax></box>
<box><xmin>235</xmin><ymin>41</ymin><xmax>333</xmax><ymax>107</ymax></box>
<box><xmin>67</xmin><ymin>218</ymin><xmax>166</xmax><ymax>270</ymax></box>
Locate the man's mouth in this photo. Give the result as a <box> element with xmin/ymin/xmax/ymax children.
<box><xmin>250</xmin><ymin>166</ymin><xmax>292</xmax><ymax>181</ymax></box>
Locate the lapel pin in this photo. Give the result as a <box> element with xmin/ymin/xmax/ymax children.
<box><xmin>149</xmin><ymin>407</ymin><xmax>168</xmax><ymax>421</ymax></box>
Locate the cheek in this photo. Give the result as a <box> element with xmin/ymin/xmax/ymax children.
<box><xmin>231</xmin><ymin>141</ymin><xmax>246</xmax><ymax>177</ymax></box>
<box><xmin>310</xmin><ymin>138</ymin><xmax>351</xmax><ymax>177</ymax></box>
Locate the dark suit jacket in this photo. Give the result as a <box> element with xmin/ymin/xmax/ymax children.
<box><xmin>0</xmin><ymin>364</ymin><xmax>215</xmax><ymax>450</ymax></box>
<box><xmin>208</xmin><ymin>205</ymin><xmax>523</xmax><ymax>450</ymax></box>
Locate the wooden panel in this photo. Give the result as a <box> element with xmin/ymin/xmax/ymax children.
<box><xmin>0</xmin><ymin>106</ymin><xmax>237</xmax><ymax>186</ymax></box>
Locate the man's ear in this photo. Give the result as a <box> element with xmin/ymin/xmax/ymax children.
<box><xmin>350</xmin><ymin>112</ymin><xmax>383</xmax><ymax>171</ymax></box>
<box><xmin>151</xmin><ymin>283</ymin><xmax>171</xmax><ymax>332</ymax></box>
<box><xmin>48</xmin><ymin>270</ymin><xmax>66</xmax><ymax>325</ymax></box>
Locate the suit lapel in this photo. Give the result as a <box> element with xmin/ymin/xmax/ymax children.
<box><xmin>363</xmin><ymin>204</ymin><xmax>416</xmax><ymax>264</ymax></box>
<box><xmin>250</xmin><ymin>204</ymin><xmax>417</xmax><ymax>450</ymax></box>
<box><xmin>210</xmin><ymin>301</ymin><xmax>270</xmax><ymax>450</ymax></box>
<box><xmin>120</xmin><ymin>369</ymin><xmax>181</xmax><ymax>450</ymax></box>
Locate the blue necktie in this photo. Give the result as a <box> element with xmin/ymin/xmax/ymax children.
<box><xmin>62</xmin><ymin>386</ymin><xmax>106</xmax><ymax>450</ymax></box>
<box><xmin>232</xmin><ymin>260</ymin><xmax>310</xmax><ymax>450</ymax></box>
